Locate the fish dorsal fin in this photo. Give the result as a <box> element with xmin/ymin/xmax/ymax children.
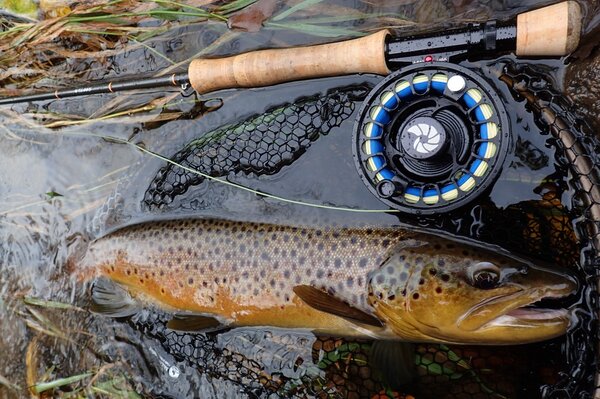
<box><xmin>90</xmin><ymin>277</ymin><xmax>140</xmax><ymax>318</ymax></box>
<box><xmin>167</xmin><ymin>314</ymin><xmax>229</xmax><ymax>333</ymax></box>
<box><xmin>293</xmin><ymin>285</ymin><xmax>383</xmax><ymax>327</ymax></box>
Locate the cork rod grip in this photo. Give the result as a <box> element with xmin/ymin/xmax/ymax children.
<box><xmin>188</xmin><ymin>30</ymin><xmax>390</xmax><ymax>94</ymax></box>
<box><xmin>516</xmin><ymin>1</ymin><xmax>581</xmax><ymax>56</ymax></box>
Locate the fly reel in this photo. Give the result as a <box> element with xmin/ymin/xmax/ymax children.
<box><xmin>353</xmin><ymin>62</ymin><xmax>510</xmax><ymax>214</ymax></box>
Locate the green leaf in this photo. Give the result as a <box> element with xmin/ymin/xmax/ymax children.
<box><xmin>45</xmin><ymin>191</ymin><xmax>63</xmax><ymax>198</ymax></box>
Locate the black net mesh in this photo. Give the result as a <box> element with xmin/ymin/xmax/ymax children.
<box><xmin>497</xmin><ymin>62</ymin><xmax>599</xmax><ymax>398</ymax></box>
<box><xmin>142</xmin><ymin>86</ymin><xmax>369</xmax><ymax>210</ymax></box>
<box><xmin>124</xmin><ymin>61</ymin><xmax>599</xmax><ymax>398</ymax></box>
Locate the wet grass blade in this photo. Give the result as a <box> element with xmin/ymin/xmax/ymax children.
<box><xmin>271</xmin><ymin>0</ymin><xmax>324</xmax><ymax>21</ymax></box>
<box><xmin>217</xmin><ymin>0</ymin><xmax>258</xmax><ymax>14</ymax></box>
<box><xmin>31</xmin><ymin>372</ymin><xmax>93</xmax><ymax>394</ymax></box>
<box><xmin>265</xmin><ymin>21</ymin><xmax>364</xmax><ymax>37</ymax></box>
<box><xmin>23</xmin><ymin>297</ymin><xmax>83</xmax><ymax>311</ymax></box>
<box><xmin>0</xmin><ymin>373</ymin><xmax>21</xmax><ymax>393</ymax></box>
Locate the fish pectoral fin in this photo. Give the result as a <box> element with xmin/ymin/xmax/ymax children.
<box><xmin>370</xmin><ymin>341</ymin><xmax>417</xmax><ymax>388</ymax></box>
<box><xmin>293</xmin><ymin>285</ymin><xmax>383</xmax><ymax>327</ymax></box>
<box><xmin>167</xmin><ymin>314</ymin><xmax>230</xmax><ymax>333</ymax></box>
<box><xmin>90</xmin><ymin>277</ymin><xmax>140</xmax><ymax>318</ymax></box>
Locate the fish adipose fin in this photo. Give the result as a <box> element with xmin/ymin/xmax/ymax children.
<box><xmin>166</xmin><ymin>314</ymin><xmax>229</xmax><ymax>333</ymax></box>
<box><xmin>369</xmin><ymin>341</ymin><xmax>417</xmax><ymax>389</ymax></box>
<box><xmin>90</xmin><ymin>277</ymin><xmax>140</xmax><ymax>318</ymax></box>
<box><xmin>293</xmin><ymin>285</ymin><xmax>383</xmax><ymax>327</ymax></box>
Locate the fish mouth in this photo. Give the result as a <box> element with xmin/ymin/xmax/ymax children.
<box><xmin>485</xmin><ymin>293</ymin><xmax>573</xmax><ymax>328</ymax></box>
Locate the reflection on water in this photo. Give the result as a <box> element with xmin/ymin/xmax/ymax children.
<box><xmin>0</xmin><ymin>0</ymin><xmax>599</xmax><ymax>398</ymax></box>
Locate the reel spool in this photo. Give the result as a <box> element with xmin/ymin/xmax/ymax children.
<box><xmin>353</xmin><ymin>62</ymin><xmax>510</xmax><ymax>214</ymax></box>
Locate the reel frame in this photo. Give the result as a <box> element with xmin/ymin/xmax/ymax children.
<box><xmin>352</xmin><ymin>62</ymin><xmax>511</xmax><ymax>214</ymax></box>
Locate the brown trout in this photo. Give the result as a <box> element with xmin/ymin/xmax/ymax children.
<box><xmin>77</xmin><ymin>219</ymin><xmax>576</xmax><ymax>344</ymax></box>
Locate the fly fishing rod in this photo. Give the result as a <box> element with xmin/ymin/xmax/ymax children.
<box><xmin>0</xmin><ymin>1</ymin><xmax>581</xmax><ymax>106</ymax></box>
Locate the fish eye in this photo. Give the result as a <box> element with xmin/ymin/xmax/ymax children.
<box><xmin>468</xmin><ymin>262</ymin><xmax>501</xmax><ymax>290</ymax></box>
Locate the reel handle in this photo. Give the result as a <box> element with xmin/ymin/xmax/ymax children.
<box><xmin>188</xmin><ymin>30</ymin><xmax>390</xmax><ymax>94</ymax></box>
<box><xmin>186</xmin><ymin>1</ymin><xmax>581</xmax><ymax>94</ymax></box>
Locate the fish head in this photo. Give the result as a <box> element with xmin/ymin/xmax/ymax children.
<box><xmin>367</xmin><ymin>236</ymin><xmax>577</xmax><ymax>344</ymax></box>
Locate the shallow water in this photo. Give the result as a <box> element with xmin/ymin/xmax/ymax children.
<box><xmin>0</xmin><ymin>0</ymin><xmax>599</xmax><ymax>398</ymax></box>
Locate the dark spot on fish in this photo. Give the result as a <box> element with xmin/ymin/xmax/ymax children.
<box><xmin>284</xmin><ymin>294</ymin><xmax>290</xmax><ymax>302</ymax></box>
<box><xmin>441</xmin><ymin>274</ymin><xmax>450</xmax><ymax>282</ymax></box>
<box><xmin>401</xmin><ymin>289</ymin><xmax>407</xmax><ymax>297</ymax></box>
<box><xmin>139</xmin><ymin>279</ymin><xmax>144</xmax><ymax>284</ymax></box>
<box><xmin>284</xmin><ymin>270</ymin><xmax>290</xmax><ymax>278</ymax></box>
<box><xmin>299</xmin><ymin>256</ymin><xmax>306</xmax><ymax>265</ymax></box>
<box><xmin>436</xmin><ymin>287</ymin><xmax>443</xmax><ymax>294</ymax></box>
<box><xmin>188</xmin><ymin>278</ymin><xmax>194</xmax><ymax>285</ymax></box>
<box><xmin>350</xmin><ymin>238</ymin><xmax>358</xmax><ymax>245</ymax></box>
<box><xmin>376</xmin><ymin>275</ymin><xmax>384</xmax><ymax>284</ymax></box>
<box><xmin>239</xmin><ymin>244</ymin><xmax>246</xmax><ymax>253</ymax></box>
<box><xmin>133</xmin><ymin>268</ymin><xmax>138</xmax><ymax>275</ymax></box>
<box><xmin>178</xmin><ymin>281</ymin><xmax>183</xmax><ymax>288</ymax></box>
<box><xmin>291</xmin><ymin>250</ymin><xmax>298</xmax><ymax>258</ymax></box>
<box><xmin>242</xmin><ymin>271</ymin><xmax>249</xmax><ymax>279</ymax></box>
<box><xmin>389</xmin><ymin>278</ymin><xmax>397</xmax><ymax>286</ymax></box>
<box><xmin>419</xmin><ymin>278</ymin><xmax>425</xmax><ymax>285</ymax></box>
<box><xmin>347</xmin><ymin>277</ymin><xmax>354</xmax><ymax>288</ymax></box>
<box><xmin>415</xmin><ymin>257</ymin><xmax>423</xmax><ymax>264</ymax></box>
<box><xmin>185</xmin><ymin>264</ymin><xmax>190</xmax><ymax>271</ymax></box>
<box><xmin>161</xmin><ymin>288</ymin><xmax>165</xmax><ymax>295</ymax></box>
<box><xmin>316</xmin><ymin>270</ymin><xmax>324</xmax><ymax>278</ymax></box>
<box><xmin>359</xmin><ymin>258</ymin><xmax>368</xmax><ymax>268</ymax></box>
<box><xmin>399</xmin><ymin>272</ymin><xmax>408</xmax><ymax>281</ymax></box>
<box><xmin>270</xmin><ymin>279</ymin><xmax>276</xmax><ymax>287</ymax></box>
<box><xmin>306</xmin><ymin>268</ymin><xmax>312</xmax><ymax>277</ymax></box>
<box><xmin>412</xmin><ymin>292</ymin><xmax>420</xmax><ymax>300</ymax></box>
<box><xmin>388</xmin><ymin>294</ymin><xmax>395</xmax><ymax>300</ymax></box>
<box><xmin>295</xmin><ymin>275</ymin><xmax>301</xmax><ymax>284</ymax></box>
<box><xmin>429</xmin><ymin>268</ymin><xmax>437</xmax><ymax>275</ymax></box>
<box><xmin>283</xmin><ymin>235</ymin><xmax>290</xmax><ymax>243</ymax></box>
<box><xmin>334</xmin><ymin>259</ymin><xmax>342</xmax><ymax>268</ymax></box>
<box><xmin>110</xmin><ymin>265</ymin><xmax>115</xmax><ymax>272</ymax></box>
<box><xmin>271</xmin><ymin>234</ymin><xmax>277</xmax><ymax>241</ymax></box>
<box><xmin>387</xmin><ymin>266</ymin><xmax>395</xmax><ymax>275</ymax></box>
<box><xmin>260</xmin><ymin>269</ymin><xmax>266</xmax><ymax>278</ymax></box>
<box><xmin>253</xmin><ymin>288</ymin><xmax>259</xmax><ymax>296</ymax></box>
<box><xmin>202</xmin><ymin>281</ymin><xmax>208</xmax><ymax>287</ymax></box>
<box><xmin>261</xmin><ymin>252</ymin><xmax>270</xmax><ymax>261</ymax></box>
